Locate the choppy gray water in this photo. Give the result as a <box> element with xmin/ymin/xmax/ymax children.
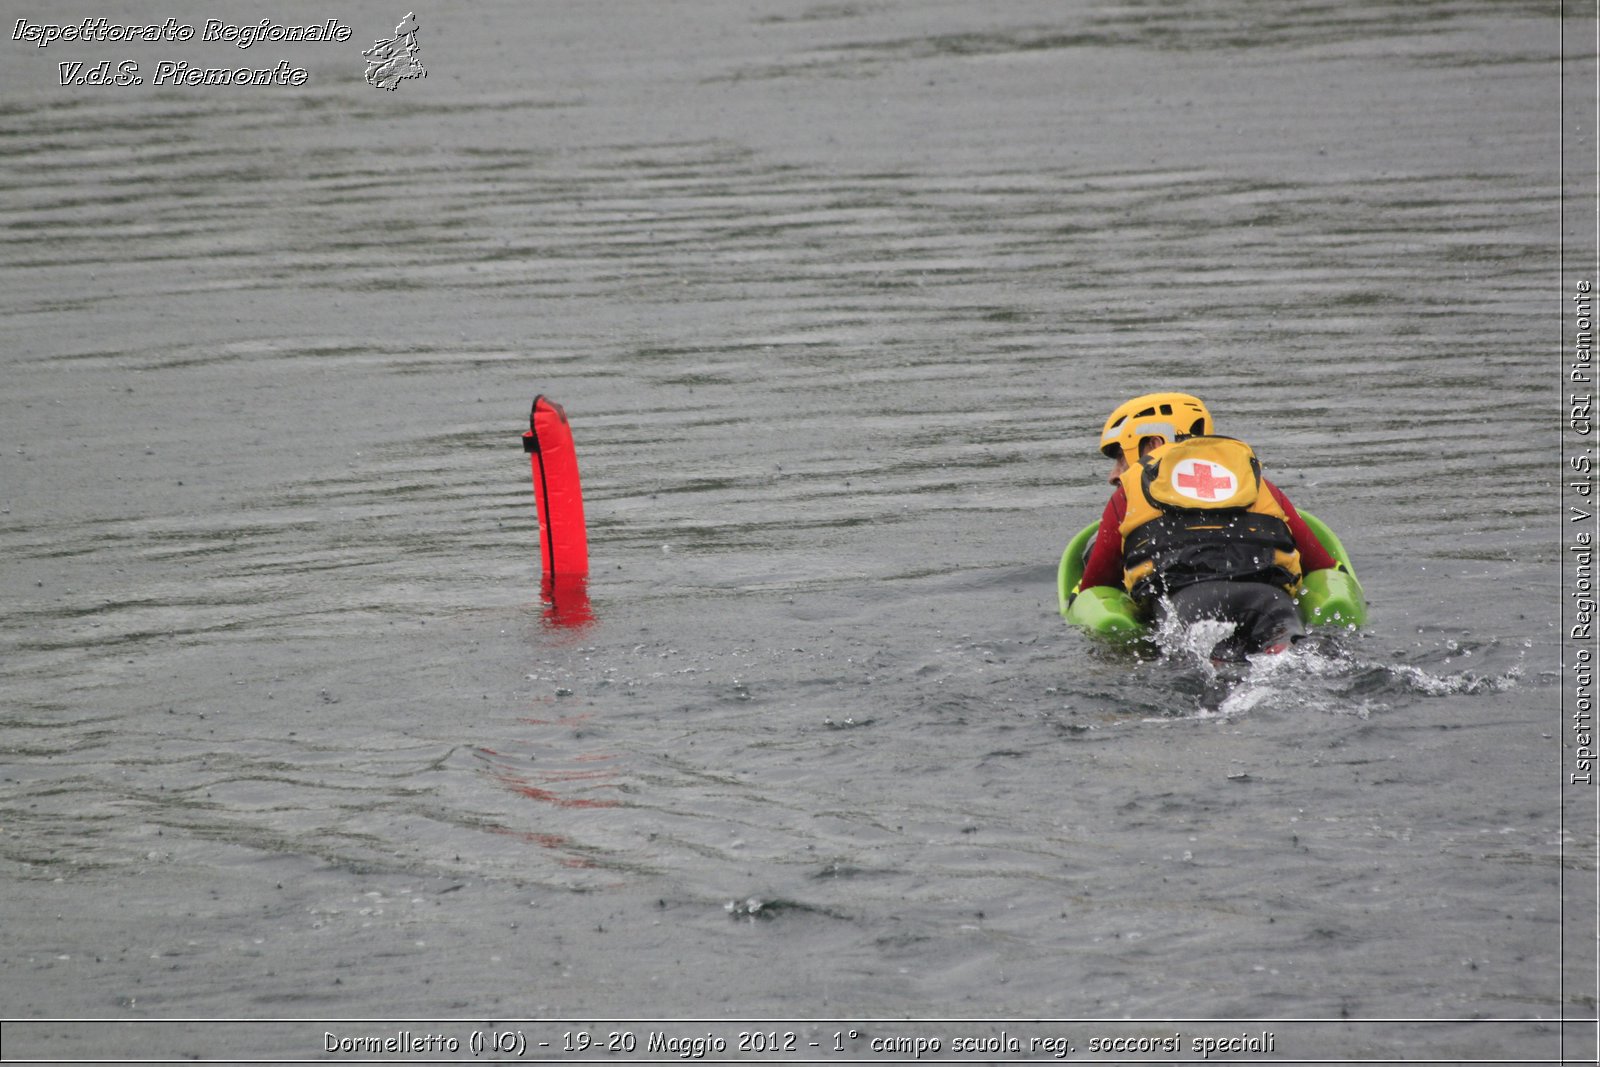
<box><xmin>1</xmin><ymin>0</ymin><xmax>1593</xmax><ymax>1061</ymax></box>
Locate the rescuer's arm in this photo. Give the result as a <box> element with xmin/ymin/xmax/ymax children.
<box><xmin>1267</xmin><ymin>482</ymin><xmax>1340</xmax><ymax>572</ymax></box>
<box><xmin>1079</xmin><ymin>488</ymin><xmax>1130</xmax><ymax>590</ymax></box>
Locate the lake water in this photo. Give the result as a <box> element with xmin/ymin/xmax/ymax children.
<box><xmin>2</xmin><ymin>1</ymin><xmax>1594</xmax><ymax>1061</ymax></box>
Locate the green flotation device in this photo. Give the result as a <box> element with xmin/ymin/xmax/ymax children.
<box><xmin>1058</xmin><ymin>511</ymin><xmax>1367</xmax><ymax>639</ymax></box>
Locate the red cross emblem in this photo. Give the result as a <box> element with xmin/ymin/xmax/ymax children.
<box><xmin>1172</xmin><ymin>460</ymin><xmax>1235</xmax><ymax>501</ymax></box>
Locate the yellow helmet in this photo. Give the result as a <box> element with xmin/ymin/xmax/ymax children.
<box><xmin>1099</xmin><ymin>392</ymin><xmax>1212</xmax><ymax>458</ymax></box>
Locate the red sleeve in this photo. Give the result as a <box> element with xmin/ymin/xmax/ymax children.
<box><xmin>1079</xmin><ymin>488</ymin><xmax>1128</xmax><ymax>590</ymax></box>
<box><xmin>1266</xmin><ymin>481</ymin><xmax>1339</xmax><ymax>572</ymax></box>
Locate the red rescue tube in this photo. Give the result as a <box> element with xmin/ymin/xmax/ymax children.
<box><xmin>522</xmin><ymin>396</ymin><xmax>589</xmax><ymax>579</ymax></box>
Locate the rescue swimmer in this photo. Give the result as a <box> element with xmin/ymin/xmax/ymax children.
<box><xmin>1076</xmin><ymin>392</ymin><xmax>1341</xmax><ymax>661</ymax></box>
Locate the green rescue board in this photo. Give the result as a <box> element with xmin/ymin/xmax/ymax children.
<box><xmin>1057</xmin><ymin>511</ymin><xmax>1368</xmax><ymax>639</ymax></box>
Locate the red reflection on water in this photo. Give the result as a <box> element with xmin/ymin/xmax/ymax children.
<box><xmin>479</xmin><ymin>745</ymin><xmax>621</xmax><ymax>810</ymax></box>
<box><xmin>486</xmin><ymin>825</ymin><xmax>598</xmax><ymax>868</ymax></box>
<box><xmin>489</xmin><ymin>826</ymin><xmax>571</xmax><ymax>849</ymax></box>
<box><xmin>494</xmin><ymin>773</ymin><xmax>619</xmax><ymax>809</ymax></box>
<box><xmin>518</xmin><ymin>711</ymin><xmax>594</xmax><ymax>727</ymax></box>
<box><xmin>537</xmin><ymin>768</ymin><xmax>615</xmax><ymax>782</ymax></box>
<box><xmin>540</xmin><ymin>574</ymin><xmax>593</xmax><ymax>629</ymax></box>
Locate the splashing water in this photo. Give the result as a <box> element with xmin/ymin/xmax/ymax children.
<box><xmin>1135</xmin><ymin>608</ymin><xmax>1527</xmax><ymax>720</ymax></box>
<box><xmin>1206</xmin><ymin>634</ymin><xmax>1526</xmax><ymax>719</ymax></box>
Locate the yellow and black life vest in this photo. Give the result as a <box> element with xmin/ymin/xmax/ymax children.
<box><xmin>1116</xmin><ymin>435</ymin><xmax>1302</xmax><ymax>603</ymax></box>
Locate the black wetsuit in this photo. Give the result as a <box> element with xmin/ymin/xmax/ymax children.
<box><xmin>1154</xmin><ymin>581</ymin><xmax>1304</xmax><ymax>662</ymax></box>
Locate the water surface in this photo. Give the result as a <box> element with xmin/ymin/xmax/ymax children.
<box><xmin>0</xmin><ymin>1</ymin><xmax>1589</xmax><ymax>1060</ymax></box>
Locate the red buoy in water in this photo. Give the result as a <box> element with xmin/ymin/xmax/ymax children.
<box><xmin>521</xmin><ymin>395</ymin><xmax>591</xmax><ymax>626</ymax></box>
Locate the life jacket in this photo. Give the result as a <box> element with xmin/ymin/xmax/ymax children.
<box><xmin>1116</xmin><ymin>435</ymin><xmax>1302</xmax><ymax>603</ymax></box>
